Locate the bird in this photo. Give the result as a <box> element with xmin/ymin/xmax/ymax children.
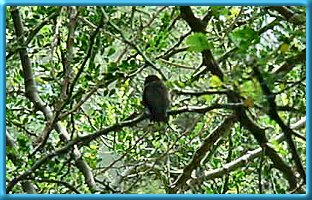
<box><xmin>142</xmin><ymin>75</ymin><xmax>170</xmax><ymax>122</ymax></box>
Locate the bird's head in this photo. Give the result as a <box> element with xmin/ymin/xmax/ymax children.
<box><xmin>144</xmin><ymin>75</ymin><xmax>161</xmax><ymax>86</ymax></box>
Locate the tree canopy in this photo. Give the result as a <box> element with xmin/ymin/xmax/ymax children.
<box><xmin>6</xmin><ymin>6</ymin><xmax>306</xmax><ymax>194</ymax></box>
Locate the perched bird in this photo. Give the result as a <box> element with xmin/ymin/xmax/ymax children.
<box><xmin>142</xmin><ymin>75</ymin><xmax>170</xmax><ymax>122</ymax></box>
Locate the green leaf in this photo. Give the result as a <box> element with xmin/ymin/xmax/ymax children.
<box><xmin>229</xmin><ymin>26</ymin><xmax>259</xmax><ymax>51</ymax></box>
<box><xmin>107</xmin><ymin>47</ymin><xmax>116</xmax><ymax>57</ymax></box>
<box><xmin>209</xmin><ymin>75</ymin><xmax>223</xmax><ymax>87</ymax></box>
<box><xmin>186</xmin><ymin>33</ymin><xmax>212</xmax><ymax>52</ymax></box>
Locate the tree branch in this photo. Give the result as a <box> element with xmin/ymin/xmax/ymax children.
<box><xmin>179</xmin><ymin>6</ymin><xmax>224</xmax><ymax>80</ymax></box>
<box><xmin>252</xmin><ymin>66</ymin><xmax>306</xmax><ymax>183</ymax></box>
<box><xmin>9</xmin><ymin>6</ymin><xmax>95</xmax><ymax>192</ymax></box>
<box><xmin>169</xmin><ymin>115</ymin><xmax>237</xmax><ymax>193</ymax></box>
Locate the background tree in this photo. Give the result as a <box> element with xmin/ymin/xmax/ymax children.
<box><xmin>6</xmin><ymin>6</ymin><xmax>306</xmax><ymax>194</ymax></box>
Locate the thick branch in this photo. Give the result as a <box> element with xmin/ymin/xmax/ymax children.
<box><xmin>232</xmin><ymin>98</ymin><xmax>299</xmax><ymax>190</ymax></box>
<box><xmin>6</xmin><ymin>103</ymin><xmax>238</xmax><ymax>192</ymax></box>
<box><xmin>169</xmin><ymin>115</ymin><xmax>237</xmax><ymax>193</ymax></box>
<box><xmin>9</xmin><ymin>6</ymin><xmax>95</xmax><ymax>192</ymax></box>
<box><xmin>6</xmin><ymin>8</ymin><xmax>61</xmax><ymax>60</ymax></box>
<box><xmin>253</xmin><ymin>66</ymin><xmax>306</xmax><ymax>183</ymax></box>
<box><xmin>188</xmin><ymin>116</ymin><xmax>305</xmax><ymax>192</ymax></box>
<box><xmin>179</xmin><ymin>6</ymin><xmax>224</xmax><ymax>80</ymax></box>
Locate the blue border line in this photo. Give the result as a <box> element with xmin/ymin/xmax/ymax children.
<box><xmin>1</xmin><ymin>0</ymin><xmax>6</xmax><ymax>198</ymax></box>
<box><xmin>2</xmin><ymin>0</ymin><xmax>307</xmax><ymax>6</ymax></box>
<box><xmin>1</xmin><ymin>194</ymin><xmax>310</xmax><ymax>199</ymax></box>
<box><xmin>305</xmin><ymin>0</ymin><xmax>311</xmax><ymax>197</ymax></box>
<box><xmin>1</xmin><ymin>1</ymin><xmax>310</xmax><ymax>199</ymax></box>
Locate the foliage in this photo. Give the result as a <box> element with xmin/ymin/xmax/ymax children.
<box><xmin>6</xmin><ymin>6</ymin><xmax>306</xmax><ymax>194</ymax></box>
